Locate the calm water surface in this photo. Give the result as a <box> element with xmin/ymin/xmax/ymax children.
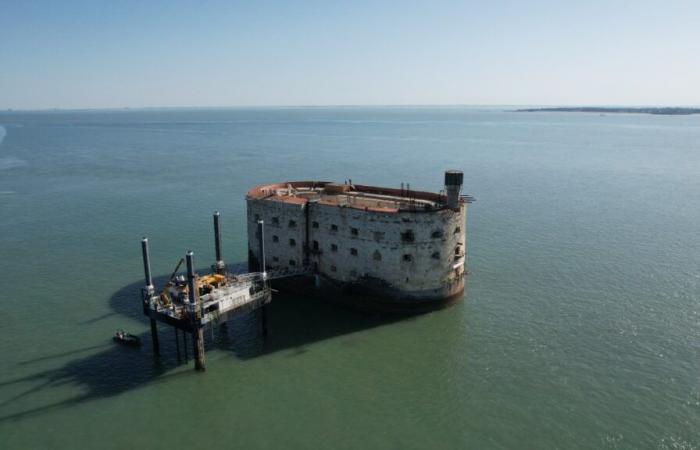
<box><xmin>0</xmin><ymin>107</ymin><xmax>698</xmax><ymax>449</ymax></box>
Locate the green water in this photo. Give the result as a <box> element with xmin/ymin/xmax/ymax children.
<box><xmin>0</xmin><ymin>108</ymin><xmax>698</xmax><ymax>449</ymax></box>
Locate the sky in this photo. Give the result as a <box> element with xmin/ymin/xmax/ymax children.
<box><xmin>1</xmin><ymin>0</ymin><xmax>699</xmax><ymax>109</ymax></box>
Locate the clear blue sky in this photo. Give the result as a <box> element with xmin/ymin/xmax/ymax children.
<box><xmin>1</xmin><ymin>0</ymin><xmax>699</xmax><ymax>109</ymax></box>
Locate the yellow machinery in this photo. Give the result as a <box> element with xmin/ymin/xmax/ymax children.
<box><xmin>159</xmin><ymin>270</ymin><xmax>226</xmax><ymax>307</ymax></box>
<box><xmin>197</xmin><ymin>274</ymin><xmax>226</xmax><ymax>295</ymax></box>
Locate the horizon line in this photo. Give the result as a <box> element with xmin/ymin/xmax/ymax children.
<box><xmin>2</xmin><ymin>103</ymin><xmax>700</xmax><ymax>113</ymax></box>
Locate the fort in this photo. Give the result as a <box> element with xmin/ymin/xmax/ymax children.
<box><xmin>246</xmin><ymin>170</ymin><xmax>473</xmax><ymax>311</ymax></box>
<box><xmin>137</xmin><ymin>170</ymin><xmax>472</xmax><ymax>371</ymax></box>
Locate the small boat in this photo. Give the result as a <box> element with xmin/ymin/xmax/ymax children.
<box><xmin>113</xmin><ymin>330</ymin><xmax>141</xmax><ymax>347</ymax></box>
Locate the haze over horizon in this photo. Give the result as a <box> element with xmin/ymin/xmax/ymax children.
<box><xmin>2</xmin><ymin>0</ymin><xmax>699</xmax><ymax>110</ymax></box>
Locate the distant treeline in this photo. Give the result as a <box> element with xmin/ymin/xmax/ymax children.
<box><xmin>516</xmin><ymin>107</ymin><xmax>700</xmax><ymax>115</ymax></box>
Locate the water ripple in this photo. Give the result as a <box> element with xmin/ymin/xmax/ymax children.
<box><xmin>0</xmin><ymin>157</ymin><xmax>27</xmax><ymax>171</ymax></box>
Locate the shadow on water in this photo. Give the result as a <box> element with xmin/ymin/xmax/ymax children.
<box><xmin>0</xmin><ymin>262</ymin><xmax>414</xmax><ymax>422</ymax></box>
<box><xmin>16</xmin><ymin>344</ymin><xmax>112</xmax><ymax>366</ymax></box>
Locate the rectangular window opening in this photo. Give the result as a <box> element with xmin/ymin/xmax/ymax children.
<box><xmin>401</xmin><ymin>230</ymin><xmax>415</xmax><ymax>243</ymax></box>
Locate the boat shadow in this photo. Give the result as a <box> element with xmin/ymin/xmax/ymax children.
<box><xmin>0</xmin><ymin>262</ymin><xmax>416</xmax><ymax>423</ymax></box>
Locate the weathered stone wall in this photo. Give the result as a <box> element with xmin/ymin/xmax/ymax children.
<box><xmin>248</xmin><ymin>197</ymin><xmax>467</xmax><ymax>299</ymax></box>
<box><xmin>246</xmin><ymin>199</ymin><xmax>306</xmax><ymax>270</ymax></box>
<box><xmin>307</xmin><ymin>203</ymin><xmax>465</xmax><ymax>293</ymax></box>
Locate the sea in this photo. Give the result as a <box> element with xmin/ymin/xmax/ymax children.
<box><xmin>0</xmin><ymin>107</ymin><xmax>698</xmax><ymax>449</ymax></box>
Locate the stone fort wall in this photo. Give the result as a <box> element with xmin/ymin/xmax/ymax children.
<box><xmin>247</xmin><ymin>198</ymin><xmax>466</xmax><ymax>299</ymax></box>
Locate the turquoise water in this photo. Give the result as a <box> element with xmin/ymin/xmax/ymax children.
<box><xmin>0</xmin><ymin>107</ymin><xmax>698</xmax><ymax>449</ymax></box>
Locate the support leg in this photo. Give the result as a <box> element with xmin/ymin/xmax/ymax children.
<box><xmin>175</xmin><ymin>328</ymin><xmax>181</xmax><ymax>363</ymax></box>
<box><xmin>261</xmin><ymin>305</ymin><xmax>268</xmax><ymax>337</ymax></box>
<box><xmin>183</xmin><ymin>331</ymin><xmax>188</xmax><ymax>363</ymax></box>
<box><xmin>150</xmin><ymin>319</ymin><xmax>160</xmax><ymax>356</ymax></box>
<box><xmin>193</xmin><ymin>328</ymin><xmax>206</xmax><ymax>371</ymax></box>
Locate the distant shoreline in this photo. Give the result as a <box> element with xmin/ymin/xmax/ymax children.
<box><xmin>515</xmin><ymin>107</ymin><xmax>700</xmax><ymax>116</ymax></box>
<box><xmin>2</xmin><ymin>105</ymin><xmax>699</xmax><ymax>115</ymax></box>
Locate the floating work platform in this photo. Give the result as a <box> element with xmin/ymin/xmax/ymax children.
<box><xmin>143</xmin><ymin>269</ymin><xmax>271</xmax><ymax>331</ymax></box>
<box><xmin>140</xmin><ymin>212</ymin><xmax>273</xmax><ymax>371</ymax></box>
